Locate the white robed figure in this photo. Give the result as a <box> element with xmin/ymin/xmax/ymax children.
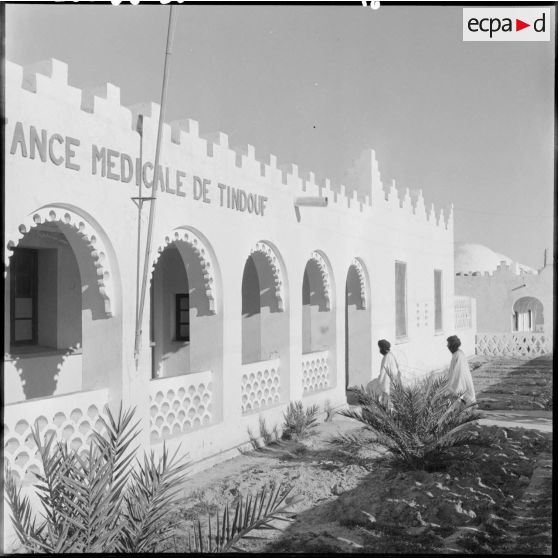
<box><xmin>438</xmin><ymin>335</ymin><xmax>477</xmax><ymax>423</ymax></box>
<box><xmin>446</xmin><ymin>337</ymin><xmax>476</xmax><ymax>405</ymax></box>
<box><xmin>367</xmin><ymin>339</ymin><xmax>401</xmax><ymax>405</ymax></box>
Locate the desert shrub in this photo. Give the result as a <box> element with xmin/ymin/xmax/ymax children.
<box><xmin>537</xmin><ymin>385</ymin><xmax>553</xmax><ymax>410</ymax></box>
<box><xmin>246</xmin><ymin>427</ymin><xmax>261</xmax><ymax>450</ymax></box>
<box><xmin>247</xmin><ymin>417</ymin><xmax>280</xmax><ymax>450</ymax></box>
<box><xmin>334</xmin><ymin>373</ymin><xmax>482</xmax><ymax>469</ymax></box>
<box><xmin>282</xmin><ymin>401</ymin><xmax>320</xmax><ymax>440</ymax></box>
<box><xmin>260</xmin><ymin>417</ymin><xmax>281</xmax><ymax>445</ymax></box>
<box><xmin>5</xmin><ymin>406</ymin><xmax>295</xmax><ymax>553</ymax></box>
<box><xmin>323</xmin><ymin>399</ymin><xmax>337</xmax><ymax>422</ymax></box>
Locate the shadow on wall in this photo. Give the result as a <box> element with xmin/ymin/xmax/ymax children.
<box><xmin>346</xmin><ymin>265</ymin><xmax>365</xmax><ymax>311</ymax></box>
<box><xmin>182</xmin><ymin>241</ymin><xmax>215</xmax><ymax>318</ymax></box>
<box><xmin>61</xmin><ymin>223</ymin><xmax>107</xmax><ymax>322</ymax></box>
<box><xmin>10</xmin><ymin>344</ymin><xmax>81</xmax><ymax>400</ymax></box>
<box><xmin>304</xmin><ymin>259</ymin><xmax>329</xmax><ymax>312</ymax></box>
<box><xmin>242</xmin><ymin>252</ymin><xmax>282</xmax><ymax>317</ymax></box>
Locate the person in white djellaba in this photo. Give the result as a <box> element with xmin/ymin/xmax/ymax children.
<box><xmin>445</xmin><ymin>335</ymin><xmax>476</xmax><ymax>406</ymax></box>
<box><xmin>366</xmin><ymin>339</ymin><xmax>401</xmax><ymax>406</ymax></box>
<box><xmin>436</xmin><ymin>335</ymin><xmax>477</xmax><ymax>424</ymax></box>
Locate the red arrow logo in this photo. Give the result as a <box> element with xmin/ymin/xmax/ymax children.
<box><xmin>516</xmin><ymin>18</ymin><xmax>530</xmax><ymax>31</ymax></box>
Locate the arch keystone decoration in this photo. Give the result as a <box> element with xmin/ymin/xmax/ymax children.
<box><xmin>249</xmin><ymin>241</ymin><xmax>285</xmax><ymax>311</ymax></box>
<box><xmin>350</xmin><ymin>258</ymin><xmax>368</xmax><ymax>309</ymax></box>
<box><xmin>6</xmin><ymin>206</ymin><xmax>116</xmax><ymax>317</ymax></box>
<box><xmin>310</xmin><ymin>250</ymin><xmax>332</xmax><ymax>310</ymax></box>
<box><xmin>152</xmin><ymin>228</ymin><xmax>218</xmax><ymax>314</ymax></box>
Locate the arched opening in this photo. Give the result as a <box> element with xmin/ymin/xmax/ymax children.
<box><xmin>302</xmin><ymin>257</ymin><xmax>332</xmax><ymax>354</ymax></box>
<box><xmin>301</xmin><ymin>252</ymin><xmax>335</xmax><ymax>395</ymax></box>
<box><xmin>240</xmin><ymin>242</ymin><xmax>288</xmax><ymax>414</ymax></box>
<box><xmin>345</xmin><ymin>260</ymin><xmax>371</xmax><ymax>389</ymax></box>
<box><xmin>5</xmin><ymin>218</ymin><xmax>118</xmax><ymax>402</ymax></box>
<box><xmin>512</xmin><ymin>296</ymin><xmax>544</xmax><ymax>333</ymax></box>
<box><xmin>150</xmin><ymin>241</ymin><xmax>219</xmax><ymax>379</ymax></box>
<box><xmin>241</xmin><ymin>248</ymin><xmax>285</xmax><ymax>364</ymax></box>
<box><xmin>146</xmin><ymin>228</ymin><xmax>222</xmax><ymax>441</ymax></box>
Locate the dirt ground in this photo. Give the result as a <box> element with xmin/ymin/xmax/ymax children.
<box><xmin>161</xmin><ymin>356</ymin><xmax>553</xmax><ymax>554</ymax></box>
<box><xmin>168</xmin><ymin>411</ymin><xmax>552</xmax><ymax>553</ymax></box>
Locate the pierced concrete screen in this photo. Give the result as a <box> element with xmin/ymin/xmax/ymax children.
<box><xmin>434</xmin><ymin>269</ymin><xmax>443</xmax><ymax>331</ymax></box>
<box><xmin>395</xmin><ymin>261</ymin><xmax>407</xmax><ymax>339</ymax></box>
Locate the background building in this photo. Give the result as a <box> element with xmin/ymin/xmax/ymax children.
<box><xmin>455</xmin><ymin>242</ymin><xmax>552</xmax><ymax>355</ymax></box>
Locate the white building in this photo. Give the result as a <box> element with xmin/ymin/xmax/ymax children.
<box><xmin>455</xmin><ymin>242</ymin><xmax>552</xmax><ymax>356</ymax></box>
<box><xmin>3</xmin><ymin>58</ymin><xmax>474</xmax><ymax>531</ymax></box>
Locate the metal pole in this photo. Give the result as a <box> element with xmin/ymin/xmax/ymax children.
<box><xmin>134</xmin><ymin>5</ymin><xmax>177</xmax><ymax>366</ymax></box>
<box><xmin>135</xmin><ymin>115</ymin><xmax>144</xmax><ymax>336</ymax></box>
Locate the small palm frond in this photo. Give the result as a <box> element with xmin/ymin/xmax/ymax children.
<box><xmin>30</xmin><ymin>424</ymin><xmax>85</xmax><ymax>551</ymax></box>
<box><xmin>120</xmin><ymin>443</ymin><xmax>189</xmax><ymax>553</ymax></box>
<box><xmin>3</xmin><ymin>464</ymin><xmax>46</xmax><ymax>552</ymax></box>
<box><xmin>187</xmin><ymin>483</ymin><xmax>294</xmax><ymax>553</ymax></box>
<box><xmin>282</xmin><ymin>401</ymin><xmax>320</xmax><ymax>440</ymax></box>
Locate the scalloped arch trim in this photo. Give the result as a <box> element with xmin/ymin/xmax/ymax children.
<box><xmin>350</xmin><ymin>258</ymin><xmax>368</xmax><ymax>309</ymax></box>
<box><xmin>249</xmin><ymin>241</ymin><xmax>285</xmax><ymax>311</ymax></box>
<box><xmin>152</xmin><ymin>229</ymin><xmax>218</xmax><ymax>314</ymax></box>
<box><xmin>310</xmin><ymin>250</ymin><xmax>332</xmax><ymax>311</ymax></box>
<box><xmin>6</xmin><ymin>207</ymin><xmax>115</xmax><ymax>317</ymax></box>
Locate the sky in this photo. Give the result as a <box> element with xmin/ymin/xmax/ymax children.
<box><xmin>5</xmin><ymin>2</ymin><xmax>555</xmax><ymax>269</ymax></box>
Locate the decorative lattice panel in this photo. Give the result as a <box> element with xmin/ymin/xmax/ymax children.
<box><xmin>302</xmin><ymin>351</ymin><xmax>330</xmax><ymax>394</ymax></box>
<box><xmin>455</xmin><ymin>296</ymin><xmax>473</xmax><ymax>330</ymax></box>
<box><xmin>416</xmin><ymin>302</ymin><xmax>429</xmax><ymax>329</ymax></box>
<box><xmin>3</xmin><ymin>389</ymin><xmax>109</xmax><ymax>484</ymax></box>
<box><xmin>149</xmin><ymin>372</ymin><xmax>213</xmax><ymax>442</ymax></box>
<box><xmin>476</xmin><ymin>333</ymin><xmax>549</xmax><ymax>358</ymax></box>
<box><xmin>241</xmin><ymin>359</ymin><xmax>281</xmax><ymax>414</ymax></box>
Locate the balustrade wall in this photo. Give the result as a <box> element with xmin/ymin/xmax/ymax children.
<box><xmin>3</xmin><ymin>388</ymin><xmax>110</xmax><ymax>484</ymax></box>
<box><xmin>302</xmin><ymin>350</ymin><xmax>331</xmax><ymax>394</ymax></box>
<box><xmin>241</xmin><ymin>358</ymin><xmax>282</xmax><ymax>414</ymax></box>
<box><xmin>476</xmin><ymin>332</ymin><xmax>550</xmax><ymax>358</ymax></box>
<box><xmin>149</xmin><ymin>370</ymin><xmax>213</xmax><ymax>442</ymax></box>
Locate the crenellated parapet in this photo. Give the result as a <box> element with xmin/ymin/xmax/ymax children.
<box><xmin>6</xmin><ymin>57</ymin><xmax>452</xmax><ymax>233</ymax></box>
<box><xmin>456</xmin><ymin>259</ymin><xmax>538</xmax><ymax>278</ymax></box>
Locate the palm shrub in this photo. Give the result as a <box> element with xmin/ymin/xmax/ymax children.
<box><xmin>186</xmin><ymin>483</ymin><xmax>295</xmax><ymax>552</ymax></box>
<box><xmin>247</xmin><ymin>417</ymin><xmax>281</xmax><ymax>450</ymax></box>
<box><xmin>537</xmin><ymin>384</ymin><xmax>553</xmax><ymax>410</ymax></box>
<box><xmin>323</xmin><ymin>399</ymin><xmax>337</xmax><ymax>422</ymax></box>
<box><xmin>4</xmin><ymin>406</ymin><xmax>188</xmax><ymax>553</ymax></box>
<box><xmin>281</xmin><ymin>401</ymin><xmax>319</xmax><ymax>440</ymax></box>
<box><xmin>334</xmin><ymin>373</ymin><xmax>482</xmax><ymax>469</ymax></box>
<box><xmin>5</xmin><ymin>406</ymin><xmax>296</xmax><ymax>553</ymax></box>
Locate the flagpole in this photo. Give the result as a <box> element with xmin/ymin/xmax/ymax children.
<box><xmin>134</xmin><ymin>5</ymin><xmax>177</xmax><ymax>367</ymax></box>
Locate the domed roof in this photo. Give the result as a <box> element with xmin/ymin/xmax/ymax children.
<box><xmin>454</xmin><ymin>242</ymin><xmax>536</xmax><ymax>275</ymax></box>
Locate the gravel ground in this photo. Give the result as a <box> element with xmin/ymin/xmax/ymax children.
<box><xmin>471</xmin><ymin>354</ymin><xmax>552</xmax><ymax>410</ymax></box>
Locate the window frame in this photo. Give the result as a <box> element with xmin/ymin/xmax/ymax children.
<box><xmin>395</xmin><ymin>260</ymin><xmax>408</xmax><ymax>341</ymax></box>
<box><xmin>434</xmin><ymin>269</ymin><xmax>443</xmax><ymax>332</ymax></box>
<box><xmin>175</xmin><ymin>293</ymin><xmax>190</xmax><ymax>342</ymax></box>
<box><xmin>10</xmin><ymin>248</ymin><xmax>38</xmax><ymax>346</ymax></box>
